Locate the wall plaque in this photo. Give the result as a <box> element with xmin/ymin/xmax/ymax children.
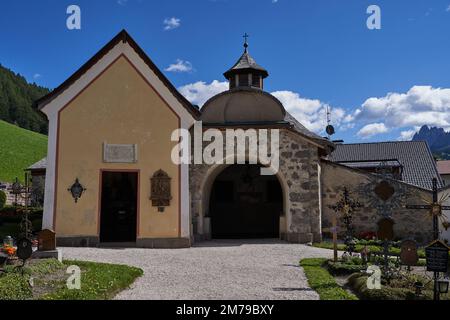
<box><xmin>103</xmin><ymin>143</ymin><xmax>138</xmax><ymax>163</ymax></box>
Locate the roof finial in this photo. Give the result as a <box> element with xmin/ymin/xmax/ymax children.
<box><xmin>243</xmin><ymin>33</ymin><xmax>249</xmax><ymax>52</ymax></box>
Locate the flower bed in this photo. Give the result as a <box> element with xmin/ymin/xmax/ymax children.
<box><xmin>347</xmin><ymin>272</ymin><xmax>437</xmax><ymax>300</ymax></box>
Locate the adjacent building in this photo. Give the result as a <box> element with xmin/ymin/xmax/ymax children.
<box><xmin>437</xmin><ymin>160</ymin><xmax>450</xmax><ymax>186</ymax></box>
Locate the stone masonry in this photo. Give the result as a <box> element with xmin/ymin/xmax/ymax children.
<box><xmin>189</xmin><ymin>128</ymin><xmax>323</xmax><ymax>244</ymax></box>
<box><xmin>320</xmin><ymin>160</ymin><xmax>434</xmax><ymax>244</ymax></box>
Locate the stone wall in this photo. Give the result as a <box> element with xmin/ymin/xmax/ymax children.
<box><xmin>320</xmin><ymin>160</ymin><xmax>433</xmax><ymax>244</ymax></box>
<box><xmin>189</xmin><ymin>128</ymin><xmax>323</xmax><ymax>244</ymax></box>
<box><xmin>280</xmin><ymin>130</ymin><xmax>322</xmax><ymax>243</ymax></box>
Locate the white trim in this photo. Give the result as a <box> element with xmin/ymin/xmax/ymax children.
<box><xmin>42</xmin><ymin>110</ymin><xmax>58</xmax><ymax>229</ymax></box>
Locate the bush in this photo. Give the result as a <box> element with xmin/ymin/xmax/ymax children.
<box><xmin>0</xmin><ymin>191</ymin><xmax>6</xmax><ymax>210</ymax></box>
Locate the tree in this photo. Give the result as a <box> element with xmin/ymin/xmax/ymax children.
<box><xmin>0</xmin><ymin>64</ymin><xmax>50</xmax><ymax>134</ymax></box>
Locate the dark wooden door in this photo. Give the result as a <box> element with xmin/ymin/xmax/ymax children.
<box><xmin>210</xmin><ymin>170</ymin><xmax>282</xmax><ymax>239</ymax></box>
<box><xmin>100</xmin><ymin>172</ymin><xmax>138</xmax><ymax>243</ymax></box>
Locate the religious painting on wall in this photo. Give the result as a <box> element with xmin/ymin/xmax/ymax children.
<box><xmin>150</xmin><ymin>170</ymin><xmax>172</xmax><ymax>210</ymax></box>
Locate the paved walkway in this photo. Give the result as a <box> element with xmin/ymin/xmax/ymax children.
<box><xmin>61</xmin><ymin>239</ymin><xmax>332</xmax><ymax>300</ymax></box>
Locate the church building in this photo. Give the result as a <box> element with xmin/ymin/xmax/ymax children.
<box><xmin>35</xmin><ymin>30</ymin><xmax>444</xmax><ymax>248</ymax></box>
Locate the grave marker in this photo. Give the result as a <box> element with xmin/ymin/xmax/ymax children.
<box><xmin>38</xmin><ymin>229</ymin><xmax>56</xmax><ymax>251</ymax></box>
<box><xmin>425</xmin><ymin>240</ymin><xmax>449</xmax><ymax>273</ymax></box>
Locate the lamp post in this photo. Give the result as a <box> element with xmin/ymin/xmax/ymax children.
<box><xmin>438</xmin><ymin>279</ymin><xmax>449</xmax><ymax>295</ymax></box>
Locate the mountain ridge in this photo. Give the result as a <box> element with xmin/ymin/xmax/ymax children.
<box><xmin>412</xmin><ymin>125</ymin><xmax>450</xmax><ymax>160</ymax></box>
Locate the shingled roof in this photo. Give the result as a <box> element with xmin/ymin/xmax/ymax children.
<box><xmin>329</xmin><ymin>141</ymin><xmax>442</xmax><ymax>190</ymax></box>
<box><xmin>27</xmin><ymin>157</ymin><xmax>47</xmax><ymax>170</ymax></box>
<box><xmin>284</xmin><ymin>112</ymin><xmax>334</xmax><ymax>149</ymax></box>
<box><xmin>223</xmin><ymin>51</ymin><xmax>269</xmax><ymax>79</ymax></box>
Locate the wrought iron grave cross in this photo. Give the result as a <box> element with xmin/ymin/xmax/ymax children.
<box><xmin>405</xmin><ymin>178</ymin><xmax>450</xmax><ymax>240</ymax></box>
<box><xmin>327</xmin><ymin>187</ymin><xmax>362</xmax><ymax>260</ymax></box>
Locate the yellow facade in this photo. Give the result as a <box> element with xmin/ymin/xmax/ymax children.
<box><xmin>55</xmin><ymin>56</ymin><xmax>180</xmax><ymax>239</ymax></box>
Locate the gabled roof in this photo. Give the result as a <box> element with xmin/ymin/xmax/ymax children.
<box><xmin>329</xmin><ymin>141</ymin><xmax>443</xmax><ymax>190</ymax></box>
<box><xmin>34</xmin><ymin>30</ymin><xmax>200</xmax><ymax>119</ymax></box>
<box><xmin>223</xmin><ymin>51</ymin><xmax>269</xmax><ymax>79</ymax></box>
<box><xmin>27</xmin><ymin>157</ymin><xmax>47</xmax><ymax>171</ymax></box>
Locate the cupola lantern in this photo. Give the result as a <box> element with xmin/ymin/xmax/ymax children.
<box><xmin>223</xmin><ymin>33</ymin><xmax>269</xmax><ymax>90</ymax></box>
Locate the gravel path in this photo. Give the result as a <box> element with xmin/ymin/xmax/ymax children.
<box><xmin>61</xmin><ymin>239</ymin><xmax>333</xmax><ymax>300</ymax></box>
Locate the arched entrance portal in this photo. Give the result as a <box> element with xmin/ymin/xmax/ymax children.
<box><xmin>209</xmin><ymin>164</ymin><xmax>283</xmax><ymax>239</ymax></box>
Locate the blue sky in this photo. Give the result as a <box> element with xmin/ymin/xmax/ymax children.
<box><xmin>1</xmin><ymin>0</ymin><xmax>450</xmax><ymax>142</ymax></box>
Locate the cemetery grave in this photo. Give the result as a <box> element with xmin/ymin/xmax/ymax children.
<box><xmin>303</xmin><ymin>178</ymin><xmax>450</xmax><ymax>300</ymax></box>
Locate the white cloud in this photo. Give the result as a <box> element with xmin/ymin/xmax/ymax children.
<box><xmin>353</xmin><ymin>86</ymin><xmax>450</xmax><ymax>133</ymax></box>
<box><xmin>117</xmin><ymin>0</ymin><xmax>128</xmax><ymax>6</ymax></box>
<box><xmin>178</xmin><ymin>80</ymin><xmax>450</xmax><ymax>140</ymax></box>
<box><xmin>446</xmin><ymin>5</ymin><xmax>450</xmax><ymax>12</ymax></box>
<box><xmin>177</xmin><ymin>80</ymin><xmax>450</xmax><ymax>140</ymax></box>
<box><xmin>357</xmin><ymin>123</ymin><xmax>388</xmax><ymax>138</ymax></box>
<box><xmin>33</xmin><ymin>73</ymin><xmax>41</xmax><ymax>79</ymax></box>
<box><xmin>177</xmin><ymin>81</ymin><xmax>348</xmax><ymax>134</ymax></box>
<box><xmin>272</xmin><ymin>91</ymin><xmax>347</xmax><ymax>133</ymax></box>
<box><xmin>398</xmin><ymin>130</ymin><xmax>416</xmax><ymax>141</ymax></box>
<box><xmin>165</xmin><ymin>59</ymin><xmax>193</xmax><ymax>73</ymax></box>
<box><xmin>163</xmin><ymin>17</ymin><xmax>181</xmax><ymax>31</ymax></box>
<box><xmin>178</xmin><ymin>80</ymin><xmax>228</xmax><ymax>106</ymax></box>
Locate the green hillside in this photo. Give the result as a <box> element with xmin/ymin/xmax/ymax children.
<box><xmin>0</xmin><ymin>120</ymin><xmax>47</xmax><ymax>183</ymax></box>
<box><xmin>0</xmin><ymin>64</ymin><xmax>50</xmax><ymax>134</ymax></box>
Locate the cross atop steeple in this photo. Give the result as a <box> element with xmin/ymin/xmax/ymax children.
<box><xmin>243</xmin><ymin>33</ymin><xmax>249</xmax><ymax>52</ymax></box>
<box><xmin>223</xmin><ymin>33</ymin><xmax>268</xmax><ymax>90</ymax></box>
